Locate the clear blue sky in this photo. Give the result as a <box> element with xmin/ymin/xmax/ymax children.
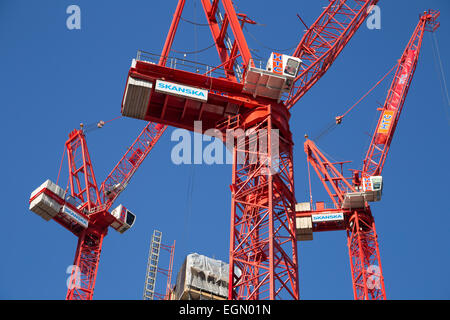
<box><xmin>1</xmin><ymin>0</ymin><xmax>449</xmax><ymax>300</ymax></box>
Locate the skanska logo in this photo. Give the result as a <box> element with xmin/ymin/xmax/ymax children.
<box><xmin>62</xmin><ymin>206</ymin><xmax>88</xmax><ymax>227</ymax></box>
<box><xmin>312</xmin><ymin>213</ymin><xmax>344</xmax><ymax>222</ymax></box>
<box><xmin>156</xmin><ymin>80</ymin><xmax>208</xmax><ymax>101</ymax></box>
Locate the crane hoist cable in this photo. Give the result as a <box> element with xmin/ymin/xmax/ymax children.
<box><xmin>249</xmin><ymin>48</ymin><xmax>266</xmax><ymax>61</ymax></box>
<box><xmin>310</xmin><ymin>118</ymin><xmax>339</xmax><ymax>142</ymax></box>
<box><xmin>309</xmin><ymin>62</ymin><xmax>398</xmax><ymax>142</ymax></box>
<box><xmin>180</xmin><ymin>16</ymin><xmax>210</xmax><ymax>27</ymax></box>
<box><xmin>338</xmin><ymin>62</ymin><xmax>398</xmax><ymax>122</ymax></box>
<box><xmin>56</xmin><ymin>145</ymin><xmax>66</xmax><ymax>186</ymax></box>
<box><xmin>80</xmin><ymin>115</ymin><xmax>123</xmax><ymax>134</ymax></box>
<box><xmin>315</xmin><ymin>142</ymin><xmax>346</xmax><ymax>165</ymax></box>
<box><xmin>182</xmin><ymin>165</ymin><xmax>196</xmax><ymax>253</ymax></box>
<box><xmin>170</xmin><ymin>43</ymin><xmax>216</xmax><ymax>55</ymax></box>
<box><xmin>430</xmin><ymin>32</ymin><xmax>450</xmax><ymax>126</ymax></box>
<box><xmin>307</xmin><ymin>159</ymin><xmax>313</xmax><ymax>207</ymax></box>
<box><xmin>235</xmin><ymin>2</ymin><xmax>308</xmax><ymax>54</ymax></box>
<box><xmin>170</xmin><ymin>1</ymin><xmax>219</xmax><ymax>62</ymax></box>
<box><xmin>243</xmin><ymin>25</ymin><xmax>298</xmax><ymax>53</ymax></box>
<box><xmin>193</xmin><ymin>0</ymin><xmax>198</xmax><ymax>63</ymax></box>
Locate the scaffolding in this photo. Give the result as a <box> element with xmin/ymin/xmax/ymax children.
<box><xmin>143</xmin><ymin>230</ymin><xmax>175</xmax><ymax>300</ymax></box>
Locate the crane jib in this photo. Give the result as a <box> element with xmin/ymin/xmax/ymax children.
<box><xmin>376</xmin><ymin>49</ymin><xmax>417</xmax><ymax>142</ymax></box>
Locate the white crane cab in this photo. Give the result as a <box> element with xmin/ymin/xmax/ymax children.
<box><xmin>342</xmin><ymin>176</ymin><xmax>383</xmax><ymax>209</ymax></box>
<box><xmin>110</xmin><ymin>204</ymin><xmax>136</xmax><ymax>234</ymax></box>
<box><xmin>266</xmin><ymin>52</ymin><xmax>302</xmax><ymax>79</ymax></box>
<box><xmin>362</xmin><ymin>176</ymin><xmax>383</xmax><ymax>202</ymax></box>
<box><xmin>243</xmin><ymin>52</ymin><xmax>302</xmax><ymax>101</ymax></box>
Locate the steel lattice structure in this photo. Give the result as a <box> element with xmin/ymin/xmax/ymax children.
<box><xmin>117</xmin><ymin>0</ymin><xmax>388</xmax><ymax>300</ymax></box>
<box><xmin>302</xmin><ymin>10</ymin><xmax>439</xmax><ymax>300</ymax></box>
<box><xmin>143</xmin><ymin>230</ymin><xmax>176</xmax><ymax>300</ymax></box>
<box><xmin>29</xmin><ymin>0</ymin><xmax>440</xmax><ymax>300</ymax></box>
<box><xmin>228</xmin><ymin>110</ymin><xmax>298</xmax><ymax>299</ymax></box>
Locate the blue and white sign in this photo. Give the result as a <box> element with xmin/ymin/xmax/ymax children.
<box><xmin>61</xmin><ymin>205</ymin><xmax>88</xmax><ymax>228</ymax></box>
<box><xmin>155</xmin><ymin>80</ymin><xmax>208</xmax><ymax>102</ymax></box>
<box><xmin>312</xmin><ymin>212</ymin><xmax>344</xmax><ymax>223</ymax></box>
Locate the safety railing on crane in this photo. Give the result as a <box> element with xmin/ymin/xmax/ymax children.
<box><xmin>136</xmin><ymin>50</ymin><xmax>228</xmax><ymax>78</ymax></box>
<box><xmin>245</xmin><ymin>57</ymin><xmax>296</xmax><ymax>101</ymax></box>
<box><xmin>310</xmin><ymin>201</ymin><xmax>341</xmax><ymax>211</ymax></box>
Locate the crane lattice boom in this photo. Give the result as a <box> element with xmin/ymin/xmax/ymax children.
<box><xmin>286</xmin><ymin>0</ymin><xmax>380</xmax><ymax>108</ymax></box>
<box><xmin>300</xmin><ymin>10</ymin><xmax>439</xmax><ymax>300</ymax></box>
<box><xmin>362</xmin><ymin>10</ymin><xmax>440</xmax><ymax>178</ymax></box>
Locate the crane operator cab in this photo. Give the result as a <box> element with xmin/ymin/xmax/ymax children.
<box><xmin>342</xmin><ymin>176</ymin><xmax>383</xmax><ymax>209</ymax></box>
<box><xmin>362</xmin><ymin>176</ymin><xmax>383</xmax><ymax>202</ymax></box>
<box><xmin>243</xmin><ymin>52</ymin><xmax>302</xmax><ymax>101</ymax></box>
<box><xmin>110</xmin><ymin>204</ymin><xmax>136</xmax><ymax>234</ymax></box>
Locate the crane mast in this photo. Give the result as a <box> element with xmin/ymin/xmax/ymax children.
<box><xmin>66</xmin><ymin>129</ymin><xmax>101</xmax><ymax>212</ymax></box>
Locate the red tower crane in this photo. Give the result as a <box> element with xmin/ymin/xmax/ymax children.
<box><xmin>300</xmin><ymin>10</ymin><xmax>440</xmax><ymax>299</ymax></box>
<box><xmin>119</xmin><ymin>0</ymin><xmax>380</xmax><ymax>300</ymax></box>
<box><xmin>29</xmin><ymin>122</ymin><xmax>166</xmax><ymax>300</ymax></box>
<box><xmin>29</xmin><ymin>1</ymin><xmax>438</xmax><ymax>300</ymax></box>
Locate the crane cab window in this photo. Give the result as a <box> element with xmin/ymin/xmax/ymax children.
<box><xmin>126</xmin><ymin>210</ymin><xmax>136</xmax><ymax>226</ymax></box>
<box><xmin>370</xmin><ymin>176</ymin><xmax>383</xmax><ymax>192</ymax></box>
<box><xmin>284</xmin><ymin>58</ymin><xmax>300</xmax><ymax>76</ymax></box>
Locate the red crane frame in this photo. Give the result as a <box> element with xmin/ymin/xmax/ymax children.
<box><xmin>31</xmin><ymin>1</ymin><xmax>439</xmax><ymax>300</ymax></box>
<box><xmin>118</xmin><ymin>0</ymin><xmax>385</xmax><ymax>300</ymax></box>
<box><xmin>302</xmin><ymin>10</ymin><xmax>439</xmax><ymax>299</ymax></box>
<box><xmin>64</xmin><ymin>123</ymin><xmax>166</xmax><ymax>299</ymax></box>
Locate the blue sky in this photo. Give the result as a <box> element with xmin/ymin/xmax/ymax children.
<box><xmin>1</xmin><ymin>0</ymin><xmax>449</xmax><ymax>300</ymax></box>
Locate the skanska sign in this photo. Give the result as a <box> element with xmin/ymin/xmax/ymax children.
<box><xmin>155</xmin><ymin>80</ymin><xmax>208</xmax><ymax>102</ymax></box>
<box><xmin>312</xmin><ymin>212</ymin><xmax>344</xmax><ymax>223</ymax></box>
<box><xmin>62</xmin><ymin>205</ymin><xmax>88</xmax><ymax>228</ymax></box>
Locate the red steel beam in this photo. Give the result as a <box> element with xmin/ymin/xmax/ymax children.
<box><xmin>228</xmin><ymin>107</ymin><xmax>299</xmax><ymax>300</ymax></box>
<box><xmin>362</xmin><ymin>10</ymin><xmax>440</xmax><ymax>178</ymax></box>
<box><xmin>347</xmin><ymin>210</ymin><xmax>386</xmax><ymax>300</ymax></box>
<box><xmin>286</xmin><ymin>0</ymin><xmax>380</xmax><ymax>108</ymax></box>
<box><xmin>159</xmin><ymin>0</ymin><xmax>186</xmax><ymax>66</ymax></box>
